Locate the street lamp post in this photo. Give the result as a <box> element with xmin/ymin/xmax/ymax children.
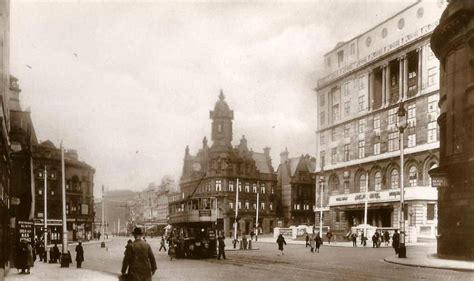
<box><xmin>318</xmin><ymin>175</ymin><xmax>324</xmax><ymax>235</ymax></box>
<box><xmin>397</xmin><ymin>101</ymin><xmax>408</xmax><ymax>258</ymax></box>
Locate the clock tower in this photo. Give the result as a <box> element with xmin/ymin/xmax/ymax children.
<box><xmin>210</xmin><ymin>90</ymin><xmax>234</xmax><ymax>149</ymax></box>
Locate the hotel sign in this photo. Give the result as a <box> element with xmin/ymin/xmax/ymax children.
<box><xmin>330</xmin><ymin>187</ymin><xmax>436</xmax><ymax>206</ymax></box>
<box><xmin>318</xmin><ymin>21</ymin><xmax>439</xmax><ymax>88</ymax></box>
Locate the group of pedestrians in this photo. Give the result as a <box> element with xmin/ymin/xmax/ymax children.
<box><xmin>305</xmin><ymin>233</ymin><xmax>323</xmax><ymax>253</ymax></box>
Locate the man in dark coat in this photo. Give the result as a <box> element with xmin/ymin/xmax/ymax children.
<box><xmin>351</xmin><ymin>232</ymin><xmax>358</xmax><ymax>247</ymax></box>
<box><xmin>217</xmin><ymin>236</ymin><xmax>226</xmax><ymax>260</ymax></box>
<box><xmin>75</xmin><ymin>242</ymin><xmax>84</xmax><ymax>268</ymax></box>
<box><xmin>121</xmin><ymin>227</ymin><xmax>157</xmax><ymax>281</ymax></box>
<box><xmin>392</xmin><ymin>230</ymin><xmax>400</xmax><ymax>255</ymax></box>
<box><xmin>326</xmin><ymin>230</ymin><xmax>333</xmax><ymax>244</ymax></box>
<box><xmin>276</xmin><ymin>234</ymin><xmax>287</xmax><ymax>255</ymax></box>
<box><xmin>315</xmin><ymin>233</ymin><xmax>323</xmax><ymax>253</ymax></box>
<box><xmin>305</xmin><ymin>234</ymin><xmax>309</xmax><ymax>248</ymax></box>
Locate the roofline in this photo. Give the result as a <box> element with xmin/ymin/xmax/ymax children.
<box><xmin>323</xmin><ymin>0</ymin><xmax>421</xmax><ymax>56</ymax></box>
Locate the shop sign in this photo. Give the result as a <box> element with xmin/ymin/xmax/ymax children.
<box><xmin>431</xmin><ymin>176</ymin><xmax>448</xmax><ymax>188</ymax></box>
<box><xmin>18</xmin><ymin>220</ymin><xmax>34</xmax><ymax>242</ymax></box>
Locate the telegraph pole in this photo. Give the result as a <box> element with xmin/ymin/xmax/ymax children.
<box><xmin>43</xmin><ymin>166</ymin><xmax>48</xmax><ymax>263</ymax></box>
<box><xmin>60</xmin><ymin>143</ymin><xmax>69</xmax><ymax>267</ymax></box>
<box><xmin>233</xmin><ymin>178</ymin><xmax>239</xmax><ymax>246</ymax></box>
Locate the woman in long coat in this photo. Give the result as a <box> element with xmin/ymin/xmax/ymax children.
<box><xmin>75</xmin><ymin>242</ymin><xmax>84</xmax><ymax>268</ymax></box>
<box><xmin>276</xmin><ymin>234</ymin><xmax>286</xmax><ymax>255</ymax></box>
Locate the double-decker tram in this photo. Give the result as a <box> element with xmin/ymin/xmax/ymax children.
<box><xmin>169</xmin><ymin>221</ymin><xmax>217</xmax><ymax>259</ymax></box>
<box><xmin>168</xmin><ymin>196</ymin><xmax>220</xmax><ymax>259</ymax></box>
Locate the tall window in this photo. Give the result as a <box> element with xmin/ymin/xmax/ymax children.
<box><xmin>428</xmin><ymin>95</ymin><xmax>439</xmax><ymax>113</ymax></box>
<box><xmin>252</xmin><ymin>183</ymin><xmax>257</xmax><ymax>193</ymax></box>
<box><xmin>408</xmin><ymin>134</ymin><xmax>416</xmax><ymax>148</ymax></box>
<box><xmin>388</xmin><ymin>108</ymin><xmax>397</xmax><ymax>125</ymax></box>
<box><xmin>330</xmin><ymin>175</ymin><xmax>340</xmax><ymax>195</ymax></box>
<box><xmin>344</xmin><ymin>124</ymin><xmax>350</xmax><ymax>137</ymax></box>
<box><xmin>359</xmin><ymin>174</ymin><xmax>367</xmax><ymax>193</ymax></box>
<box><xmin>407</xmin><ymin>104</ymin><xmax>416</xmax><ymax>127</ymax></box>
<box><xmin>373</xmin><ymin>142</ymin><xmax>380</xmax><ymax>155</ymax></box>
<box><xmin>238</xmin><ymin>181</ymin><xmax>242</xmax><ymax>192</ymax></box>
<box><xmin>215</xmin><ymin>180</ymin><xmax>222</xmax><ymax>191</ymax></box>
<box><xmin>427</xmin><ymin>204</ymin><xmax>435</xmax><ymax>220</ymax></box>
<box><xmin>358</xmin><ymin>75</ymin><xmax>366</xmax><ymax>90</ymax></box>
<box><xmin>319</xmin><ymin>93</ymin><xmax>326</xmax><ymax>106</ymax></box>
<box><xmin>358</xmin><ymin>119</ymin><xmax>366</xmax><ymax>134</ymax></box>
<box><xmin>260</xmin><ymin>202</ymin><xmax>265</xmax><ymax>210</ymax></box>
<box><xmin>427</xmin><ymin>122</ymin><xmax>438</xmax><ymax>143</ymax></box>
<box><xmin>350</xmin><ymin>43</ymin><xmax>355</xmax><ymax>55</ymax></box>
<box><xmin>388</xmin><ymin>131</ymin><xmax>399</xmax><ymax>151</ymax></box>
<box><xmin>331</xmin><ymin>129</ymin><xmax>337</xmax><ymax>141</ymax></box>
<box><xmin>409</xmin><ymin>166</ymin><xmax>417</xmax><ymax>187</ymax></box>
<box><xmin>343</xmin><ymin>144</ymin><xmax>350</xmax><ymax>162</ymax></box>
<box><xmin>358</xmin><ymin>140</ymin><xmax>365</xmax><ymax>159</ymax></box>
<box><xmin>331</xmin><ymin>147</ymin><xmax>338</xmax><ymax>164</ymax></box>
<box><xmin>320</xmin><ymin>150</ymin><xmax>325</xmax><ymax>167</ymax></box>
<box><xmin>373</xmin><ymin>115</ymin><xmax>380</xmax><ymax>130</ymax></box>
<box><xmin>229</xmin><ymin>202</ymin><xmax>234</xmax><ymax>209</ymax></box>
<box><xmin>320</xmin><ymin>134</ymin><xmax>325</xmax><ymax>145</ymax></box>
<box><xmin>343</xmin><ymin>181</ymin><xmax>350</xmax><ymax>194</ymax></box>
<box><xmin>427</xmin><ymin>67</ymin><xmax>437</xmax><ymax>86</ymax></box>
<box><xmin>342</xmin><ymin>82</ymin><xmax>350</xmax><ymax>96</ymax></box>
<box><xmin>337</xmin><ymin>50</ymin><xmax>344</xmax><ymax>67</ymax></box>
<box><xmin>245</xmin><ymin>182</ymin><xmax>250</xmax><ymax>192</ymax></box>
<box><xmin>374</xmin><ymin>172</ymin><xmax>382</xmax><ymax>191</ymax></box>
<box><xmin>229</xmin><ymin>181</ymin><xmax>234</xmax><ymax>192</ymax></box>
<box><xmin>332</xmin><ymin>104</ymin><xmax>340</xmax><ymax>122</ymax></box>
<box><xmin>391</xmin><ymin>169</ymin><xmax>399</xmax><ymax>189</ymax></box>
<box><xmin>358</xmin><ymin>95</ymin><xmax>365</xmax><ymax>111</ymax></box>
<box><xmin>344</xmin><ymin>101</ymin><xmax>351</xmax><ymax>115</ymax></box>
<box><xmin>261</xmin><ymin>183</ymin><xmax>266</xmax><ymax>194</ymax></box>
<box><xmin>320</xmin><ymin>112</ymin><xmax>326</xmax><ymax>126</ymax></box>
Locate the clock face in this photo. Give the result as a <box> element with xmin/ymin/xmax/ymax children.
<box><xmin>192</xmin><ymin>163</ymin><xmax>201</xmax><ymax>172</ymax></box>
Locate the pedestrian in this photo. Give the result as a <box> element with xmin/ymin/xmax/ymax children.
<box><xmin>384</xmin><ymin>230</ymin><xmax>390</xmax><ymax>246</ymax></box>
<box><xmin>217</xmin><ymin>236</ymin><xmax>226</xmax><ymax>260</ymax></box>
<box><xmin>305</xmin><ymin>233</ymin><xmax>309</xmax><ymax>248</ymax></box>
<box><xmin>159</xmin><ymin>236</ymin><xmax>167</xmax><ymax>252</ymax></box>
<box><xmin>75</xmin><ymin>242</ymin><xmax>84</xmax><ymax>268</ymax></box>
<box><xmin>315</xmin><ymin>233</ymin><xmax>322</xmax><ymax>253</ymax></box>
<box><xmin>98</xmin><ymin>232</ymin><xmax>101</xmax><ymax>241</ymax></box>
<box><xmin>26</xmin><ymin>241</ymin><xmax>34</xmax><ymax>273</ymax></box>
<box><xmin>351</xmin><ymin>232</ymin><xmax>358</xmax><ymax>247</ymax></box>
<box><xmin>168</xmin><ymin>238</ymin><xmax>176</xmax><ymax>261</ymax></box>
<box><xmin>121</xmin><ymin>227</ymin><xmax>157</xmax><ymax>281</ymax></box>
<box><xmin>16</xmin><ymin>239</ymin><xmax>28</xmax><ymax>274</ymax></box>
<box><xmin>276</xmin><ymin>234</ymin><xmax>286</xmax><ymax>256</ymax></box>
<box><xmin>309</xmin><ymin>234</ymin><xmax>315</xmax><ymax>253</ymax></box>
<box><xmin>326</xmin><ymin>230</ymin><xmax>333</xmax><ymax>244</ymax></box>
<box><xmin>392</xmin><ymin>230</ymin><xmax>400</xmax><ymax>255</ymax></box>
<box><xmin>37</xmin><ymin>242</ymin><xmax>45</xmax><ymax>262</ymax></box>
<box><xmin>51</xmin><ymin>244</ymin><xmax>60</xmax><ymax>263</ymax></box>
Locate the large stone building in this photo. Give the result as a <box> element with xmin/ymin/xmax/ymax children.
<box><xmin>276</xmin><ymin>149</ymin><xmax>316</xmax><ymax>227</ymax></box>
<box><xmin>315</xmin><ymin>1</ymin><xmax>446</xmax><ymax>242</ymax></box>
<box><xmin>169</xmin><ymin>91</ymin><xmax>278</xmax><ymax>237</ymax></box>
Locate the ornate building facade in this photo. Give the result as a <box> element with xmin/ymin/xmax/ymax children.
<box><xmin>277</xmin><ymin>149</ymin><xmax>316</xmax><ymax>227</ymax></box>
<box><xmin>169</xmin><ymin>91</ymin><xmax>278</xmax><ymax>237</ymax></box>
<box><xmin>315</xmin><ymin>1</ymin><xmax>446</xmax><ymax>242</ymax></box>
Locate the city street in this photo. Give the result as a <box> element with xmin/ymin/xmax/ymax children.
<box><xmin>75</xmin><ymin>237</ymin><xmax>473</xmax><ymax>281</ymax></box>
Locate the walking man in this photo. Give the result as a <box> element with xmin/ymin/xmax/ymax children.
<box><xmin>305</xmin><ymin>233</ymin><xmax>309</xmax><ymax>248</ymax></box>
<box><xmin>121</xmin><ymin>227</ymin><xmax>157</xmax><ymax>281</ymax></box>
<box><xmin>217</xmin><ymin>236</ymin><xmax>226</xmax><ymax>260</ymax></box>
<box><xmin>75</xmin><ymin>242</ymin><xmax>84</xmax><ymax>268</ymax></box>
<box><xmin>315</xmin><ymin>233</ymin><xmax>322</xmax><ymax>253</ymax></box>
<box><xmin>351</xmin><ymin>232</ymin><xmax>358</xmax><ymax>247</ymax></box>
<box><xmin>159</xmin><ymin>236</ymin><xmax>167</xmax><ymax>252</ymax></box>
<box><xmin>276</xmin><ymin>234</ymin><xmax>287</xmax><ymax>256</ymax></box>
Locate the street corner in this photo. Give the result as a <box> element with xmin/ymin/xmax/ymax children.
<box><xmin>384</xmin><ymin>253</ymin><xmax>474</xmax><ymax>272</ymax></box>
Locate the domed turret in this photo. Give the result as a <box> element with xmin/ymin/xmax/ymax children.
<box><xmin>209</xmin><ymin>90</ymin><xmax>234</xmax><ymax>148</ymax></box>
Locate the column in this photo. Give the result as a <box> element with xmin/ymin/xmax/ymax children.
<box><xmin>368</xmin><ymin>70</ymin><xmax>373</xmax><ymax>110</ymax></box>
<box><xmin>403</xmin><ymin>54</ymin><xmax>408</xmax><ymax>98</ymax></box>
<box><xmin>381</xmin><ymin>65</ymin><xmax>386</xmax><ymax>106</ymax></box>
<box><xmin>385</xmin><ymin>63</ymin><xmax>391</xmax><ymax>105</ymax></box>
<box><xmin>417</xmin><ymin>47</ymin><xmax>423</xmax><ymax>95</ymax></box>
<box><xmin>398</xmin><ymin>56</ymin><xmax>404</xmax><ymax>101</ymax></box>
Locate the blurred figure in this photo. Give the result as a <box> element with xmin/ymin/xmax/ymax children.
<box><xmin>75</xmin><ymin>242</ymin><xmax>84</xmax><ymax>268</ymax></box>
<box><xmin>121</xmin><ymin>227</ymin><xmax>157</xmax><ymax>281</ymax></box>
<box><xmin>276</xmin><ymin>234</ymin><xmax>286</xmax><ymax>256</ymax></box>
<box><xmin>217</xmin><ymin>236</ymin><xmax>226</xmax><ymax>260</ymax></box>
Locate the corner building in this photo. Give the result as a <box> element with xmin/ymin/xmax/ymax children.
<box><xmin>315</xmin><ymin>1</ymin><xmax>446</xmax><ymax>242</ymax></box>
<box><xmin>169</xmin><ymin>91</ymin><xmax>278</xmax><ymax>237</ymax></box>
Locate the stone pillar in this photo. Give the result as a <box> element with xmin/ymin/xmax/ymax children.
<box><xmin>417</xmin><ymin>47</ymin><xmax>423</xmax><ymax>95</ymax></box>
<box><xmin>429</xmin><ymin>0</ymin><xmax>474</xmax><ymax>260</ymax></box>
<box><xmin>398</xmin><ymin>56</ymin><xmax>404</xmax><ymax>101</ymax></box>
<box><xmin>403</xmin><ymin>55</ymin><xmax>408</xmax><ymax>98</ymax></box>
<box><xmin>386</xmin><ymin>64</ymin><xmax>391</xmax><ymax>105</ymax></box>
<box><xmin>382</xmin><ymin>65</ymin><xmax>387</xmax><ymax>106</ymax></box>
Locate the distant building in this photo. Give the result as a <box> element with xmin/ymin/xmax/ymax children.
<box><xmin>315</xmin><ymin>1</ymin><xmax>446</xmax><ymax>241</ymax></box>
<box><xmin>169</xmin><ymin>91</ymin><xmax>278</xmax><ymax>236</ymax></box>
<box><xmin>276</xmin><ymin>149</ymin><xmax>316</xmax><ymax>227</ymax></box>
<box><xmin>31</xmin><ymin>141</ymin><xmax>95</xmax><ymax>243</ymax></box>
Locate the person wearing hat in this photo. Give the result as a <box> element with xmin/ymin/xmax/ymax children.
<box><xmin>121</xmin><ymin>227</ymin><xmax>157</xmax><ymax>281</ymax></box>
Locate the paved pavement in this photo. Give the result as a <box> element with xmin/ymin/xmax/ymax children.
<box><xmin>5</xmin><ymin>261</ymin><xmax>116</xmax><ymax>281</ymax></box>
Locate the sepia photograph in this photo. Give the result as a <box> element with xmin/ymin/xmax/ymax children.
<box><xmin>0</xmin><ymin>0</ymin><xmax>473</xmax><ymax>280</ymax></box>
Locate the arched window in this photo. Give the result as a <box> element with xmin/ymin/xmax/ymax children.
<box><xmin>428</xmin><ymin>163</ymin><xmax>438</xmax><ymax>187</ymax></box>
<box><xmin>329</xmin><ymin>175</ymin><xmax>340</xmax><ymax>195</ymax></box>
<box><xmin>374</xmin><ymin>171</ymin><xmax>382</xmax><ymax>191</ymax></box>
<box><xmin>359</xmin><ymin>174</ymin><xmax>367</xmax><ymax>193</ymax></box>
<box><xmin>409</xmin><ymin>166</ymin><xmax>417</xmax><ymax>187</ymax></box>
<box><xmin>391</xmin><ymin>169</ymin><xmax>399</xmax><ymax>189</ymax></box>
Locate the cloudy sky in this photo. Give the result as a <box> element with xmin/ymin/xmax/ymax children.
<box><xmin>10</xmin><ymin>0</ymin><xmax>416</xmax><ymax>196</ymax></box>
